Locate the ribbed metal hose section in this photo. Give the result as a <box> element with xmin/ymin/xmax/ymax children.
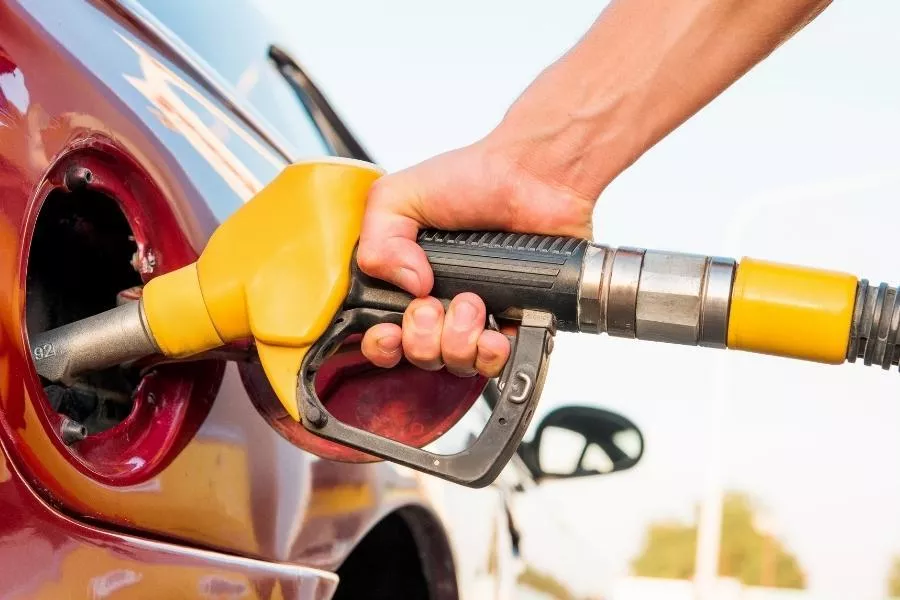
<box><xmin>847</xmin><ymin>280</ymin><xmax>900</xmax><ymax>371</ymax></box>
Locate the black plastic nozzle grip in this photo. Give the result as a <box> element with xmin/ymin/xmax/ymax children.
<box><xmin>346</xmin><ymin>230</ymin><xmax>588</xmax><ymax>331</ymax></box>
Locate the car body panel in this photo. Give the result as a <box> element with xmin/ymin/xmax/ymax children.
<box><xmin>0</xmin><ymin>0</ymin><xmax>445</xmax><ymax>571</ymax></box>
<box><xmin>0</xmin><ymin>450</ymin><xmax>337</xmax><ymax>600</ymax></box>
<box><xmin>0</xmin><ymin>0</ymin><xmax>598</xmax><ymax>597</ymax></box>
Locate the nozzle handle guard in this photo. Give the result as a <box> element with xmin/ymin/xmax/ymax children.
<box><xmin>299</xmin><ymin>306</ymin><xmax>556</xmax><ymax>488</ymax></box>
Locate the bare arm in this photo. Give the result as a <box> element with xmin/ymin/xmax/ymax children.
<box><xmin>492</xmin><ymin>0</ymin><xmax>832</xmax><ymax>204</ymax></box>
<box><xmin>357</xmin><ymin>0</ymin><xmax>832</xmax><ymax>377</ymax></box>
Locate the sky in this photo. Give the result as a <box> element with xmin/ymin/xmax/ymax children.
<box><xmin>243</xmin><ymin>1</ymin><xmax>898</xmax><ymax>597</ymax></box>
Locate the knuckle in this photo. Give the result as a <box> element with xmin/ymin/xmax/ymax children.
<box><xmin>367</xmin><ymin>177</ymin><xmax>407</xmax><ymax>213</ymax></box>
<box><xmin>366</xmin><ymin>177</ymin><xmax>392</xmax><ymax>204</ymax></box>
<box><xmin>355</xmin><ymin>243</ymin><xmax>384</xmax><ymax>275</ymax></box>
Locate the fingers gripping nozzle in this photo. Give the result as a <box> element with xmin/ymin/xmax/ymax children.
<box><xmin>298</xmin><ymin>307</ymin><xmax>556</xmax><ymax>487</ymax></box>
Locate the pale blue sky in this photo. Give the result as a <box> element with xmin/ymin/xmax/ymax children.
<box><xmin>257</xmin><ymin>1</ymin><xmax>900</xmax><ymax>597</ymax></box>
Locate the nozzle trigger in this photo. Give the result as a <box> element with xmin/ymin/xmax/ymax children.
<box><xmin>297</xmin><ymin>308</ymin><xmax>555</xmax><ymax>488</ymax></box>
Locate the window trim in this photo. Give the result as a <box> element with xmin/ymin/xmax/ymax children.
<box><xmin>106</xmin><ymin>0</ymin><xmax>297</xmax><ymax>162</ymax></box>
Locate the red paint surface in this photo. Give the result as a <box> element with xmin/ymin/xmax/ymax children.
<box><xmin>0</xmin><ymin>450</ymin><xmax>336</xmax><ymax>599</ymax></box>
<box><xmin>0</xmin><ymin>0</ymin><xmax>458</xmax><ymax>588</ymax></box>
<box><xmin>25</xmin><ymin>145</ymin><xmax>225</xmax><ymax>486</ymax></box>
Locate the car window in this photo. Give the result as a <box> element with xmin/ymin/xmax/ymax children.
<box><xmin>134</xmin><ymin>0</ymin><xmax>330</xmax><ymax>160</ymax></box>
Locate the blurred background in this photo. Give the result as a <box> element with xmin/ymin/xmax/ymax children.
<box><xmin>150</xmin><ymin>0</ymin><xmax>900</xmax><ymax>597</ymax></box>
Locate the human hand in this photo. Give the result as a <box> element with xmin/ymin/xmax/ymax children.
<box><xmin>355</xmin><ymin>0</ymin><xmax>831</xmax><ymax>379</ymax></box>
<box><xmin>357</xmin><ymin>137</ymin><xmax>597</xmax><ymax>378</ymax></box>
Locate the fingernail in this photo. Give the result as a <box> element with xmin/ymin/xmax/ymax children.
<box><xmin>394</xmin><ymin>267</ymin><xmax>421</xmax><ymax>295</ymax></box>
<box><xmin>376</xmin><ymin>335</ymin><xmax>400</xmax><ymax>353</ymax></box>
<box><xmin>413</xmin><ymin>304</ymin><xmax>439</xmax><ymax>329</ymax></box>
<box><xmin>449</xmin><ymin>367</ymin><xmax>478</xmax><ymax>378</ymax></box>
<box><xmin>450</xmin><ymin>301</ymin><xmax>478</xmax><ymax>332</ymax></box>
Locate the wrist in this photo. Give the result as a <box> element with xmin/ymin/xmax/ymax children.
<box><xmin>483</xmin><ymin>64</ymin><xmax>645</xmax><ymax>206</ymax></box>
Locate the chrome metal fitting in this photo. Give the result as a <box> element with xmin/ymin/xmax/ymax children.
<box><xmin>576</xmin><ymin>244</ymin><xmax>609</xmax><ymax>335</ymax></box>
<box><xmin>60</xmin><ymin>417</ymin><xmax>87</xmax><ymax>445</ymax></box>
<box><xmin>607</xmin><ymin>247</ymin><xmax>644</xmax><ymax>338</ymax></box>
<box><xmin>847</xmin><ymin>280</ymin><xmax>900</xmax><ymax>372</ymax></box>
<box><xmin>699</xmin><ymin>257</ymin><xmax>737</xmax><ymax>349</ymax></box>
<box><xmin>29</xmin><ymin>300</ymin><xmax>160</xmax><ymax>383</ymax></box>
<box><xmin>577</xmin><ymin>244</ymin><xmax>735</xmax><ymax>347</ymax></box>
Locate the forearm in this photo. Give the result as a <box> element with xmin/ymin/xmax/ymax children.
<box><xmin>487</xmin><ymin>0</ymin><xmax>831</xmax><ymax>202</ymax></box>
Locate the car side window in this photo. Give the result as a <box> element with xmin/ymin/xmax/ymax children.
<box><xmin>135</xmin><ymin>0</ymin><xmax>331</xmax><ymax>159</ymax></box>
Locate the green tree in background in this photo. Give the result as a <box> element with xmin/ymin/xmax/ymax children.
<box><xmin>886</xmin><ymin>555</ymin><xmax>900</xmax><ymax>597</ymax></box>
<box><xmin>517</xmin><ymin>565</ymin><xmax>577</xmax><ymax>600</ymax></box>
<box><xmin>630</xmin><ymin>519</ymin><xmax>698</xmax><ymax>580</ymax></box>
<box><xmin>630</xmin><ymin>491</ymin><xmax>806</xmax><ymax>589</ymax></box>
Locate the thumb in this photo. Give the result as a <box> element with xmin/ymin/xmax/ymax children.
<box><xmin>357</xmin><ymin>175</ymin><xmax>434</xmax><ymax>298</ymax></box>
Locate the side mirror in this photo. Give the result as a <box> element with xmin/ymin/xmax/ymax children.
<box><xmin>519</xmin><ymin>406</ymin><xmax>644</xmax><ymax>482</ymax></box>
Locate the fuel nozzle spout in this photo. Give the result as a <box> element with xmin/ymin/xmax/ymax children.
<box><xmin>29</xmin><ymin>300</ymin><xmax>160</xmax><ymax>384</ymax></box>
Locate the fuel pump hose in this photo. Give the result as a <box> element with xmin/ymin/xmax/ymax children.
<box><xmin>23</xmin><ymin>158</ymin><xmax>897</xmax><ymax>487</ymax></box>
<box><xmin>30</xmin><ymin>232</ymin><xmax>898</xmax><ymax>385</ymax></box>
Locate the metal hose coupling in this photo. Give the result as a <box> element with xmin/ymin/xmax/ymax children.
<box><xmin>577</xmin><ymin>245</ymin><xmax>736</xmax><ymax>348</ymax></box>
<box><xmin>848</xmin><ymin>280</ymin><xmax>900</xmax><ymax>372</ymax></box>
<box><xmin>578</xmin><ymin>243</ymin><xmax>900</xmax><ymax>374</ymax></box>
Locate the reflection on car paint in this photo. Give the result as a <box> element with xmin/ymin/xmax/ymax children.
<box><xmin>20</xmin><ymin>0</ymin><xmax>283</xmax><ymax>222</ymax></box>
<box><xmin>132</xmin><ymin>0</ymin><xmax>331</xmax><ymax>161</ymax></box>
<box><xmin>1</xmin><ymin>0</ymin><xmax>436</xmax><ymax>579</ymax></box>
<box><xmin>0</xmin><ymin>450</ymin><xmax>338</xmax><ymax>599</ymax></box>
<box><xmin>119</xmin><ymin>33</ymin><xmax>276</xmax><ymax>201</ymax></box>
<box><xmin>0</xmin><ymin>65</ymin><xmax>28</xmax><ymax>115</ymax></box>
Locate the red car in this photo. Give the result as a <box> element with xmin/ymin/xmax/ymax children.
<box><xmin>0</xmin><ymin>1</ymin><xmax>643</xmax><ymax>598</ymax></box>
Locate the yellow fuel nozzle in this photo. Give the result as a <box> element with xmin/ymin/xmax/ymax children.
<box><xmin>34</xmin><ymin>153</ymin><xmax>899</xmax><ymax>416</ymax></box>
<box><xmin>27</xmin><ymin>155</ymin><xmax>899</xmax><ymax>487</ymax></box>
<box><xmin>142</xmin><ymin>158</ymin><xmax>384</xmax><ymax>420</ymax></box>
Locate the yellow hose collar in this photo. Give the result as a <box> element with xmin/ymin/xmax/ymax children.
<box><xmin>727</xmin><ymin>258</ymin><xmax>858</xmax><ymax>364</ymax></box>
<box><xmin>142</xmin><ymin>263</ymin><xmax>223</xmax><ymax>357</ymax></box>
